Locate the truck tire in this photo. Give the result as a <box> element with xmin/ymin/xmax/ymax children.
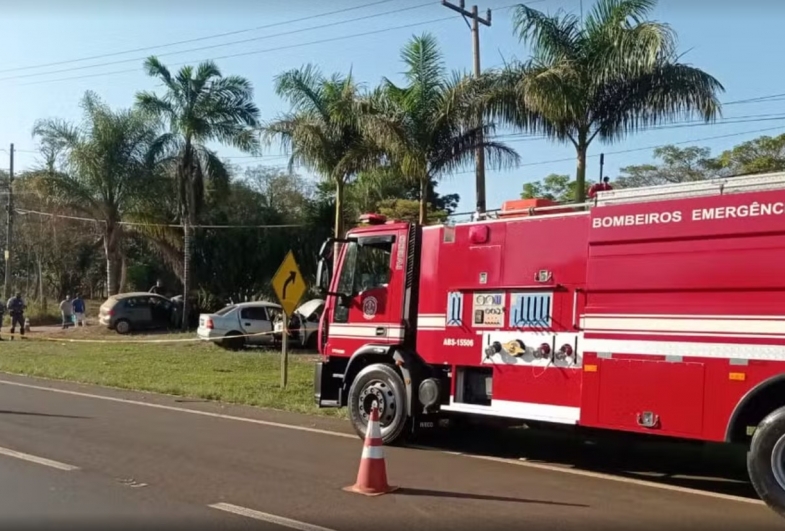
<box><xmin>347</xmin><ymin>363</ymin><xmax>409</xmax><ymax>446</ymax></box>
<box><xmin>748</xmin><ymin>405</ymin><xmax>785</xmax><ymax>518</ymax></box>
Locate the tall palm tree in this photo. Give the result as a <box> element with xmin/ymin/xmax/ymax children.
<box><xmin>261</xmin><ymin>64</ymin><xmax>381</xmax><ymax>240</ymax></box>
<box><xmin>135</xmin><ymin>56</ymin><xmax>260</xmax><ymax>330</ymax></box>
<box><xmin>478</xmin><ymin>0</ymin><xmax>723</xmax><ymax>203</ymax></box>
<box><xmin>32</xmin><ymin>91</ymin><xmax>160</xmax><ymax>296</ymax></box>
<box><xmin>365</xmin><ymin>33</ymin><xmax>519</xmax><ymax>223</ymax></box>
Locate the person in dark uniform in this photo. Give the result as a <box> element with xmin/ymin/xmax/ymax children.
<box><xmin>6</xmin><ymin>293</ymin><xmax>25</xmax><ymax>340</ymax></box>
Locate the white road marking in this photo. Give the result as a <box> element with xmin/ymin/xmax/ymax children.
<box><xmin>0</xmin><ymin>379</ymin><xmax>355</xmax><ymax>439</ymax></box>
<box><xmin>0</xmin><ymin>378</ymin><xmax>764</xmax><ymax>506</ymax></box>
<box><xmin>407</xmin><ymin>445</ymin><xmax>764</xmax><ymax>505</ymax></box>
<box><xmin>209</xmin><ymin>503</ymin><xmax>337</xmax><ymax>531</ymax></box>
<box><xmin>0</xmin><ymin>445</ymin><xmax>79</xmax><ymax>471</ymax></box>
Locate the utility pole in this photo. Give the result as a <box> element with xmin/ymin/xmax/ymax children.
<box><xmin>3</xmin><ymin>143</ymin><xmax>14</xmax><ymax>301</ymax></box>
<box><xmin>442</xmin><ymin>0</ymin><xmax>491</xmax><ymax>216</ymax></box>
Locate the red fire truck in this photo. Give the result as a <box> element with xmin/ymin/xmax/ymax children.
<box><xmin>313</xmin><ymin>171</ymin><xmax>785</xmax><ymax>516</ymax></box>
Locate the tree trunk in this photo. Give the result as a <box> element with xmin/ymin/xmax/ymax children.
<box><xmin>334</xmin><ymin>178</ymin><xmax>345</xmax><ymax>239</ymax></box>
<box><xmin>575</xmin><ymin>143</ymin><xmax>588</xmax><ymax>204</ymax></box>
<box><xmin>181</xmin><ymin>221</ymin><xmax>192</xmax><ymax>331</ymax></box>
<box><xmin>104</xmin><ymin>224</ymin><xmax>118</xmax><ymax>297</ymax></box>
<box><xmin>418</xmin><ymin>176</ymin><xmax>428</xmax><ymax>225</ymax></box>
<box><xmin>118</xmin><ymin>252</ymin><xmax>128</xmax><ymax>293</ymax></box>
<box><xmin>180</xmin><ymin>140</ymin><xmax>195</xmax><ymax>332</ymax></box>
<box><xmin>331</xmin><ymin>178</ymin><xmax>346</xmax><ymax>270</ymax></box>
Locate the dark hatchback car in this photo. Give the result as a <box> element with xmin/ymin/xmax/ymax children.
<box><xmin>98</xmin><ymin>292</ymin><xmax>181</xmax><ymax>334</ymax></box>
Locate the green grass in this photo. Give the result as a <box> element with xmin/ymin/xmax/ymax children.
<box><xmin>0</xmin><ymin>330</ymin><xmax>347</xmax><ymax>419</ymax></box>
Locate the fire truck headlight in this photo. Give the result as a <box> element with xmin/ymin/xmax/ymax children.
<box><xmin>484</xmin><ymin>341</ymin><xmax>502</xmax><ymax>359</ymax></box>
<box><xmin>556</xmin><ymin>343</ymin><xmax>574</xmax><ymax>361</ymax></box>
<box><xmin>535</xmin><ymin>343</ymin><xmax>551</xmax><ymax>359</ymax></box>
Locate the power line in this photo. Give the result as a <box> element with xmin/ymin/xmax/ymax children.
<box><xmin>13</xmin><ymin>15</ymin><xmax>460</xmax><ymax>88</ymax></box>
<box><xmin>457</xmin><ymin>125</ymin><xmax>785</xmax><ymax>174</ymax></box>
<box><xmin>11</xmin><ymin>3</ymin><xmax>521</xmax><ymax>88</ymax></box>
<box><xmin>0</xmin><ymin>0</ymin><xmax>398</xmax><ymax>75</ymax></box>
<box><xmin>0</xmin><ymin>0</ymin><xmax>437</xmax><ymax>83</ymax></box>
<box><xmin>494</xmin><ymin>113</ymin><xmax>785</xmax><ymax>143</ymax></box>
<box><xmin>14</xmin><ymin>208</ymin><xmax>304</xmax><ymax>229</ymax></box>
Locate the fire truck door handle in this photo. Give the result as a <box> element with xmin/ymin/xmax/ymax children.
<box><xmin>375</xmin><ymin>327</ymin><xmax>386</xmax><ymax>336</ymax></box>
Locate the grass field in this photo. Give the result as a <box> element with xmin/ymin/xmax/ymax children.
<box><xmin>0</xmin><ymin>324</ymin><xmax>345</xmax><ymax>419</ymax></box>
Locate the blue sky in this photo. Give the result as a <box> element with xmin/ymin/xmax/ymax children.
<box><xmin>0</xmin><ymin>0</ymin><xmax>783</xmax><ymax>216</ymax></box>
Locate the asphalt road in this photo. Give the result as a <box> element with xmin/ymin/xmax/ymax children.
<box><xmin>0</xmin><ymin>373</ymin><xmax>780</xmax><ymax>531</ymax></box>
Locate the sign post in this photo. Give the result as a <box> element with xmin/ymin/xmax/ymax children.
<box><xmin>272</xmin><ymin>251</ymin><xmax>306</xmax><ymax>389</ymax></box>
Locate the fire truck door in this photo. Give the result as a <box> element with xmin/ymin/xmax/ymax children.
<box><xmin>326</xmin><ymin>233</ymin><xmax>405</xmax><ymax>349</ymax></box>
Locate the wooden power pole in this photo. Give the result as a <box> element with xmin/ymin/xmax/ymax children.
<box><xmin>3</xmin><ymin>143</ymin><xmax>14</xmax><ymax>301</ymax></box>
<box><xmin>442</xmin><ymin>0</ymin><xmax>492</xmax><ymax>216</ymax></box>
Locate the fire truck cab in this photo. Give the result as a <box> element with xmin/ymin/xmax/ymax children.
<box><xmin>313</xmin><ymin>172</ymin><xmax>785</xmax><ymax>518</ymax></box>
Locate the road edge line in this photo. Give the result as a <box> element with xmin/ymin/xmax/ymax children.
<box><xmin>407</xmin><ymin>445</ymin><xmax>764</xmax><ymax>506</ymax></box>
<box><xmin>0</xmin><ymin>379</ymin><xmax>355</xmax><ymax>439</ymax></box>
<box><xmin>0</xmin><ymin>445</ymin><xmax>79</xmax><ymax>471</ymax></box>
<box><xmin>209</xmin><ymin>502</ymin><xmax>337</xmax><ymax>531</ymax></box>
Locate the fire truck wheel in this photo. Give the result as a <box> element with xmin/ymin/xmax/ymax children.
<box><xmin>748</xmin><ymin>405</ymin><xmax>785</xmax><ymax>517</ymax></box>
<box><xmin>348</xmin><ymin>363</ymin><xmax>409</xmax><ymax>446</ymax></box>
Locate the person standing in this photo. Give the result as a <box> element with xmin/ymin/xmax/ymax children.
<box><xmin>59</xmin><ymin>295</ymin><xmax>74</xmax><ymax>330</ymax></box>
<box><xmin>0</xmin><ymin>297</ymin><xmax>5</xmax><ymax>341</ymax></box>
<box><xmin>6</xmin><ymin>293</ymin><xmax>25</xmax><ymax>340</ymax></box>
<box><xmin>72</xmin><ymin>294</ymin><xmax>86</xmax><ymax>327</ymax></box>
<box><xmin>149</xmin><ymin>280</ymin><xmax>164</xmax><ymax>295</ymax></box>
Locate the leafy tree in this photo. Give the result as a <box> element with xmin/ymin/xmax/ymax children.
<box><xmin>135</xmin><ymin>57</ymin><xmax>260</xmax><ymax>329</ymax></box>
<box><xmin>711</xmin><ymin>133</ymin><xmax>785</xmax><ymax>176</ymax></box>
<box><xmin>615</xmin><ymin>145</ymin><xmax>715</xmax><ymax>188</ymax></box>
<box><xmin>478</xmin><ymin>0</ymin><xmax>723</xmax><ymax>203</ymax></box>
<box><xmin>241</xmin><ymin>166</ymin><xmax>315</xmax><ymax>221</ymax></box>
<box><xmin>521</xmin><ymin>173</ymin><xmax>589</xmax><ymax>202</ymax></box>
<box><xmin>32</xmin><ymin>91</ymin><xmax>160</xmax><ymax>295</ymax></box>
<box><xmin>261</xmin><ymin>64</ymin><xmax>380</xmax><ymax>240</ymax></box>
<box><xmin>365</xmin><ymin>33</ymin><xmax>518</xmax><ymax>223</ymax></box>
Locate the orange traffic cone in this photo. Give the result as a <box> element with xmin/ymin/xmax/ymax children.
<box><xmin>343</xmin><ymin>402</ymin><xmax>398</xmax><ymax>496</ymax></box>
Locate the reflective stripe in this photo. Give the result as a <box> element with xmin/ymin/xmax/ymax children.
<box><xmin>361</xmin><ymin>445</ymin><xmax>385</xmax><ymax>459</ymax></box>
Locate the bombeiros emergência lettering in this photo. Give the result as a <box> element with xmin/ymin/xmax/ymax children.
<box><xmin>591</xmin><ymin>201</ymin><xmax>785</xmax><ymax>229</ymax></box>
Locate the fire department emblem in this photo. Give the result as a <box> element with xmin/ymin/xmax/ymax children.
<box><xmin>362</xmin><ymin>296</ymin><xmax>378</xmax><ymax>320</ymax></box>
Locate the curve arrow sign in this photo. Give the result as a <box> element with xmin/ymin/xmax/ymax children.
<box><xmin>282</xmin><ymin>271</ymin><xmax>296</xmax><ymax>299</ymax></box>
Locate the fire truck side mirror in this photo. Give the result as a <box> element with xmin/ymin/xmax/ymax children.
<box><xmin>316</xmin><ymin>257</ymin><xmax>330</xmax><ymax>292</ymax></box>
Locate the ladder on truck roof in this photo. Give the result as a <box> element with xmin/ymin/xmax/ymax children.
<box><xmin>593</xmin><ymin>171</ymin><xmax>785</xmax><ymax>207</ymax></box>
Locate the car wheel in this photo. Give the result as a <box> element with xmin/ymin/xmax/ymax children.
<box><xmin>115</xmin><ymin>319</ymin><xmax>131</xmax><ymax>335</ymax></box>
<box><xmin>221</xmin><ymin>331</ymin><xmax>245</xmax><ymax>351</ymax></box>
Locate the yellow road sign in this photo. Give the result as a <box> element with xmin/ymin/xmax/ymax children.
<box><xmin>272</xmin><ymin>251</ymin><xmax>306</xmax><ymax>316</ymax></box>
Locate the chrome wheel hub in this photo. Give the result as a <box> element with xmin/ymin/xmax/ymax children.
<box><xmin>771</xmin><ymin>434</ymin><xmax>785</xmax><ymax>491</ymax></box>
<box><xmin>358</xmin><ymin>379</ymin><xmax>397</xmax><ymax>430</ymax></box>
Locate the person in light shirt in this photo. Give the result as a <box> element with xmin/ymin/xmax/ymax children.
<box><xmin>59</xmin><ymin>295</ymin><xmax>74</xmax><ymax>330</ymax></box>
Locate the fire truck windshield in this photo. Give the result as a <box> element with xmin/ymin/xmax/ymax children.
<box><xmin>335</xmin><ymin>241</ymin><xmax>392</xmax><ymax>296</ymax></box>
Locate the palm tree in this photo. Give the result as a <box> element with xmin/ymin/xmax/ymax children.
<box><xmin>478</xmin><ymin>0</ymin><xmax>723</xmax><ymax>203</ymax></box>
<box><xmin>365</xmin><ymin>33</ymin><xmax>519</xmax><ymax>223</ymax></box>
<box><xmin>32</xmin><ymin>91</ymin><xmax>160</xmax><ymax>296</ymax></box>
<box><xmin>261</xmin><ymin>64</ymin><xmax>381</xmax><ymax>239</ymax></box>
<box><xmin>135</xmin><ymin>56</ymin><xmax>260</xmax><ymax>330</ymax></box>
